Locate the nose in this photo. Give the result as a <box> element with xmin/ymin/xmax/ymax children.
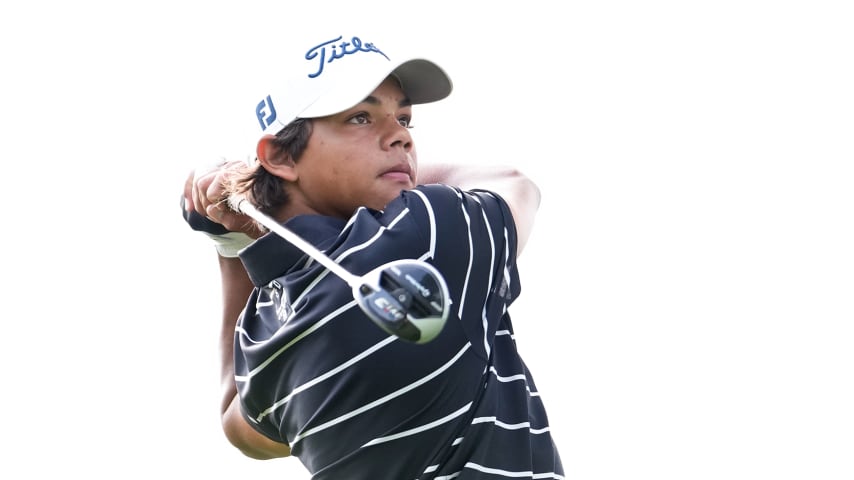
<box><xmin>381</xmin><ymin>116</ymin><xmax>413</xmax><ymax>152</ymax></box>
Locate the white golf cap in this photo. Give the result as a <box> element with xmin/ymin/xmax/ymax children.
<box><xmin>254</xmin><ymin>34</ymin><xmax>453</xmax><ymax>136</ymax></box>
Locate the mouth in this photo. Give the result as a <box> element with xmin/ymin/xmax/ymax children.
<box><xmin>380</xmin><ymin>163</ymin><xmax>414</xmax><ymax>184</ymax></box>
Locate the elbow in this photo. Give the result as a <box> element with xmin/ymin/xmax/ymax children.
<box><xmin>501</xmin><ymin>166</ymin><xmax>542</xmax><ymax>208</ymax></box>
<box><xmin>222</xmin><ymin>415</ymin><xmax>261</xmax><ymax>459</ymax></box>
<box><xmin>222</xmin><ymin>396</ymin><xmax>292</xmax><ymax>460</ymax></box>
<box><xmin>520</xmin><ymin>170</ymin><xmax>541</xmax><ymax>210</ymax></box>
<box><xmin>504</xmin><ymin>169</ymin><xmax>541</xmax><ymax>256</ymax></box>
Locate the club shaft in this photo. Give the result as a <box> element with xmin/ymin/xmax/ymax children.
<box><xmin>232</xmin><ymin>197</ymin><xmax>360</xmax><ymax>287</ymax></box>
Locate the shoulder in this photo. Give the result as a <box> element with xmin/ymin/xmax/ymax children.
<box><xmin>388</xmin><ymin>185</ymin><xmax>518</xmax><ymax>261</ymax></box>
<box><xmin>395</xmin><ymin>184</ymin><xmax>512</xmax><ymax>219</ymax></box>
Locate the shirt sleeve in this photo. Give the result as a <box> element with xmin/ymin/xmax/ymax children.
<box><xmin>398</xmin><ymin>184</ymin><xmax>521</xmax><ymax>360</ymax></box>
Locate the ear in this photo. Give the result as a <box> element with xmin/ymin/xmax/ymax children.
<box><xmin>257</xmin><ymin>135</ymin><xmax>298</xmax><ymax>181</ymax></box>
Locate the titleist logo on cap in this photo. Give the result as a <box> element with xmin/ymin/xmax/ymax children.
<box><xmin>254</xmin><ymin>35</ymin><xmax>392</xmax><ymax>132</ymax></box>
<box><xmin>305</xmin><ymin>36</ymin><xmax>390</xmax><ymax>78</ymax></box>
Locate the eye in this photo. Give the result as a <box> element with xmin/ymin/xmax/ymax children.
<box><xmin>347</xmin><ymin>113</ymin><xmax>370</xmax><ymax>125</ymax></box>
<box><xmin>398</xmin><ymin>115</ymin><xmax>413</xmax><ymax>129</ymax></box>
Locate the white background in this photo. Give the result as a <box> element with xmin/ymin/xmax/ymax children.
<box><xmin>1</xmin><ymin>1</ymin><xmax>852</xmax><ymax>478</ymax></box>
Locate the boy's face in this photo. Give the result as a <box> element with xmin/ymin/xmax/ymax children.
<box><xmin>291</xmin><ymin>76</ymin><xmax>418</xmax><ymax>218</ymax></box>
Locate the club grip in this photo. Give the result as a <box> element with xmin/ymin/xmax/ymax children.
<box><xmin>228</xmin><ymin>194</ymin><xmax>249</xmax><ymax>214</ymax></box>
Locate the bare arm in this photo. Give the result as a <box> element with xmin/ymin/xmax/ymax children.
<box><xmin>217</xmin><ymin>255</ymin><xmax>292</xmax><ymax>460</ymax></box>
<box><xmin>418</xmin><ymin>163</ymin><xmax>541</xmax><ymax>256</ymax></box>
<box><xmin>184</xmin><ymin>165</ymin><xmax>291</xmax><ymax>459</ymax></box>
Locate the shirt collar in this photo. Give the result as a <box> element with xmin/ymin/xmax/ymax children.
<box><xmin>239</xmin><ymin>214</ymin><xmax>347</xmax><ymax>287</ymax></box>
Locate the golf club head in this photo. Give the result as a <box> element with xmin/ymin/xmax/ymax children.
<box><xmin>353</xmin><ymin>259</ymin><xmax>450</xmax><ymax>344</ymax></box>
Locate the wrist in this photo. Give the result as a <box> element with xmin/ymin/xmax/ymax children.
<box><xmin>182</xmin><ymin>197</ymin><xmax>254</xmax><ymax>257</ymax></box>
<box><xmin>206</xmin><ymin>231</ymin><xmax>254</xmax><ymax>258</ymax></box>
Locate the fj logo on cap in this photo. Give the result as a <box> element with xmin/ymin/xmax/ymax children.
<box><xmin>305</xmin><ymin>36</ymin><xmax>389</xmax><ymax>79</ymax></box>
<box><xmin>256</xmin><ymin>95</ymin><xmax>277</xmax><ymax>131</ymax></box>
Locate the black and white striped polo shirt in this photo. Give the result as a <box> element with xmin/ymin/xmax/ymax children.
<box><xmin>235</xmin><ymin>183</ymin><xmax>563</xmax><ymax>479</ymax></box>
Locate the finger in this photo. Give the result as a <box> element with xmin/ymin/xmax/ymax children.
<box><xmin>192</xmin><ymin>169</ymin><xmax>219</xmax><ymax>215</ymax></box>
<box><xmin>183</xmin><ymin>169</ymin><xmax>197</xmax><ymax>211</ymax></box>
<box><xmin>207</xmin><ymin>204</ymin><xmax>243</xmax><ymax>233</ymax></box>
<box><xmin>191</xmin><ymin>170</ymin><xmax>206</xmax><ymax>215</ymax></box>
<box><xmin>204</xmin><ymin>172</ymin><xmax>229</xmax><ymax>211</ymax></box>
<box><xmin>188</xmin><ymin>158</ymin><xmax>245</xmax><ymax>220</ymax></box>
<box><xmin>205</xmin><ymin>202</ymin><xmax>224</xmax><ymax>223</ymax></box>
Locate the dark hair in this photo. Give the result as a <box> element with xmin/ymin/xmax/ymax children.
<box><xmin>228</xmin><ymin>118</ymin><xmax>313</xmax><ymax>217</ymax></box>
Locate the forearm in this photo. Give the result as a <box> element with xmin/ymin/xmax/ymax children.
<box><xmin>216</xmin><ymin>254</ymin><xmax>291</xmax><ymax>459</ymax></box>
<box><xmin>418</xmin><ymin>162</ymin><xmax>531</xmax><ymax>189</ymax></box>
<box><xmin>217</xmin><ymin>254</ymin><xmax>254</xmax><ymax>415</ymax></box>
<box><xmin>185</xmin><ymin>166</ymin><xmax>290</xmax><ymax>458</ymax></box>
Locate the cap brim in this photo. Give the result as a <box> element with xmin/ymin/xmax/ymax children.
<box><xmin>391</xmin><ymin>58</ymin><xmax>453</xmax><ymax>105</ymax></box>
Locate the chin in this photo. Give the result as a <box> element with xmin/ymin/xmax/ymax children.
<box><xmin>371</xmin><ymin>190</ymin><xmax>405</xmax><ymax>210</ymax></box>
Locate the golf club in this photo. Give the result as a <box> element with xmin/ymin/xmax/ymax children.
<box><xmin>230</xmin><ymin>196</ymin><xmax>450</xmax><ymax>344</ymax></box>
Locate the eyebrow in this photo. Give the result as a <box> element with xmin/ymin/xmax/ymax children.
<box><xmin>362</xmin><ymin>95</ymin><xmax>413</xmax><ymax>108</ymax></box>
